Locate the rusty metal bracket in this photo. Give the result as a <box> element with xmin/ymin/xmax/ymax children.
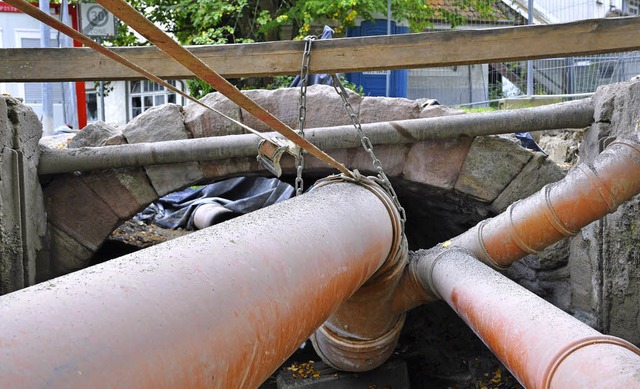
<box><xmin>256</xmin><ymin>138</ymin><xmax>299</xmax><ymax>177</ymax></box>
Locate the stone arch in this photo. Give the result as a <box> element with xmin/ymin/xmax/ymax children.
<box><xmin>41</xmin><ymin>85</ymin><xmax>564</xmax><ymax>279</ymax></box>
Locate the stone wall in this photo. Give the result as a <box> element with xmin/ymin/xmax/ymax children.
<box><xmin>567</xmin><ymin>80</ymin><xmax>640</xmax><ymax>342</ymax></box>
<box><xmin>0</xmin><ymin>97</ymin><xmax>47</xmax><ymax>294</ymax></box>
<box><xmin>33</xmin><ymin>81</ymin><xmax>640</xmax><ymax>347</ymax></box>
<box><xmin>38</xmin><ymin>85</ymin><xmax>562</xmax><ymax>283</ymax></box>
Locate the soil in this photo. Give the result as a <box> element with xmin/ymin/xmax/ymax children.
<box><xmin>91</xmin><ymin>220</ymin><xmax>190</xmax><ymax>264</ymax></box>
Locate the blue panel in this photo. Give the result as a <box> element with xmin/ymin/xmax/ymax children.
<box><xmin>345</xmin><ymin>19</ymin><xmax>408</xmax><ymax>97</ymax></box>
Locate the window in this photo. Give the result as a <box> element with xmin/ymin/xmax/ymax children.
<box><xmin>626</xmin><ymin>0</ymin><xmax>640</xmax><ymax>14</ymax></box>
<box><xmin>128</xmin><ymin>80</ymin><xmax>184</xmax><ymax>119</ymax></box>
<box><xmin>85</xmin><ymin>82</ymin><xmax>98</xmax><ymax>122</ymax></box>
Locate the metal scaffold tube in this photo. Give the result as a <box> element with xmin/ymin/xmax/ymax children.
<box><xmin>0</xmin><ymin>179</ymin><xmax>403</xmax><ymax>388</ymax></box>
<box><xmin>38</xmin><ymin>98</ymin><xmax>594</xmax><ymax>175</ymax></box>
<box><xmin>412</xmin><ymin>247</ymin><xmax>640</xmax><ymax>389</ymax></box>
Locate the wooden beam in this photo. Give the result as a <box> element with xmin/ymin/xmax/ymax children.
<box><xmin>2</xmin><ymin>16</ymin><xmax>640</xmax><ymax>82</ymax></box>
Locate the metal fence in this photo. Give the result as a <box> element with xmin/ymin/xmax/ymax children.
<box><xmin>406</xmin><ymin>0</ymin><xmax>640</xmax><ymax>107</ymax></box>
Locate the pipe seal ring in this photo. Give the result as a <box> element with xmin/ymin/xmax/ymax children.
<box><xmin>313</xmin><ymin>173</ymin><xmax>405</xmax><ymax>277</ymax></box>
<box><xmin>543</xmin><ymin>184</ymin><xmax>579</xmax><ymax>237</ymax></box>
<box><xmin>475</xmin><ymin>219</ymin><xmax>509</xmax><ymax>270</ymax></box>
<box><xmin>418</xmin><ymin>246</ymin><xmax>473</xmax><ymax>300</ymax></box>
<box><xmin>540</xmin><ymin>334</ymin><xmax>640</xmax><ymax>389</ymax></box>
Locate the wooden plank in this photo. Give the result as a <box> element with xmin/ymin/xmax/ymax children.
<box><xmin>2</xmin><ymin>16</ymin><xmax>640</xmax><ymax>82</ymax></box>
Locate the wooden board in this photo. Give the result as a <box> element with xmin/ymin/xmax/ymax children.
<box><xmin>2</xmin><ymin>16</ymin><xmax>640</xmax><ymax>82</ymax></box>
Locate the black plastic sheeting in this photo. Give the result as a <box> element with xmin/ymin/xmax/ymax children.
<box><xmin>135</xmin><ymin>177</ymin><xmax>294</xmax><ymax>230</ymax></box>
<box><xmin>515</xmin><ymin>132</ymin><xmax>546</xmax><ymax>154</ymax></box>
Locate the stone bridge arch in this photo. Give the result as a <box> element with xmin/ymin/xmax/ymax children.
<box><xmin>41</xmin><ymin>85</ymin><xmax>564</xmax><ymax>280</ymax></box>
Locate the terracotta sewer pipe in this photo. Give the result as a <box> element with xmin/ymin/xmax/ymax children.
<box><xmin>0</xmin><ymin>179</ymin><xmax>403</xmax><ymax>388</ymax></box>
<box><xmin>309</xmin><ymin>131</ymin><xmax>640</xmax><ymax>376</ymax></box>
<box><xmin>450</xmin><ymin>132</ymin><xmax>640</xmax><ymax>269</ymax></box>
<box><xmin>412</xmin><ymin>247</ymin><xmax>640</xmax><ymax>389</ymax></box>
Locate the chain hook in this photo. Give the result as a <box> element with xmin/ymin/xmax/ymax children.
<box><xmin>294</xmin><ymin>35</ymin><xmax>318</xmax><ymax>196</ymax></box>
<box><xmin>330</xmin><ymin>75</ymin><xmax>407</xmax><ymax>232</ymax></box>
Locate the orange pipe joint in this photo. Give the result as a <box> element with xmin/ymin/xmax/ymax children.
<box><xmin>412</xmin><ymin>246</ymin><xmax>640</xmax><ymax>389</ymax></box>
<box><xmin>0</xmin><ymin>176</ymin><xmax>403</xmax><ymax>388</ymax></box>
<box><xmin>309</xmin><ymin>175</ymin><xmax>411</xmax><ymax>372</ymax></box>
<box><xmin>453</xmin><ymin>131</ymin><xmax>640</xmax><ymax>269</ymax></box>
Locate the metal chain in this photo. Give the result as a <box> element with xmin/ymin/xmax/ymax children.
<box><xmin>295</xmin><ymin>36</ymin><xmax>316</xmax><ymax>196</ymax></box>
<box><xmin>330</xmin><ymin>74</ymin><xmax>407</xmax><ymax>231</ymax></box>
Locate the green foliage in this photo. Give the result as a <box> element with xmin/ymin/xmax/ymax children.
<box><xmin>460</xmin><ymin>105</ymin><xmax>497</xmax><ymax>113</ymax></box>
<box><xmin>265</xmin><ymin>76</ymin><xmax>296</xmax><ymax>90</ymax></box>
<box><xmin>187</xmin><ymin>79</ymin><xmax>216</xmax><ymax>100</ymax></box>
<box><xmin>126</xmin><ymin>0</ymin><xmax>499</xmax><ymax>44</ymax></box>
<box><xmin>120</xmin><ymin>0</ymin><xmax>499</xmax><ymax>93</ymax></box>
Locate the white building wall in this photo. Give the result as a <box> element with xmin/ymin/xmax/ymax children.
<box><xmin>105</xmin><ymin>81</ymin><xmax>129</xmax><ymax>126</ymax></box>
<box><xmin>1</xmin><ymin>10</ymin><xmax>68</xmax><ymax>128</ymax></box>
<box><xmin>0</xmin><ymin>8</ymin><xmax>134</xmax><ymax>129</ymax></box>
<box><xmin>533</xmin><ymin>0</ymin><xmax>624</xmax><ymax>22</ymax></box>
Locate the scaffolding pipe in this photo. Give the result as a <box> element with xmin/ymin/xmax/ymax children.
<box><xmin>412</xmin><ymin>247</ymin><xmax>640</xmax><ymax>389</ymax></box>
<box><xmin>38</xmin><ymin>98</ymin><xmax>594</xmax><ymax>175</ymax></box>
<box><xmin>0</xmin><ymin>179</ymin><xmax>403</xmax><ymax>388</ymax></box>
<box><xmin>450</xmin><ymin>129</ymin><xmax>640</xmax><ymax>269</ymax></box>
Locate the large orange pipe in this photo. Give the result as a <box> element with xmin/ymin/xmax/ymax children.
<box><xmin>413</xmin><ymin>247</ymin><xmax>640</xmax><ymax>389</ymax></box>
<box><xmin>0</xmin><ymin>180</ymin><xmax>401</xmax><ymax>388</ymax></box>
<box><xmin>452</xmin><ymin>133</ymin><xmax>640</xmax><ymax>268</ymax></box>
<box><xmin>392</xmin><ymin>131</ymin><xmax>640</xmax><ymax>319</ymax></box>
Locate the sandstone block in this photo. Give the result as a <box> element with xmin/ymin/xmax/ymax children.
<box><xmin>123</xmin><ymin>103</ymin><xmax>203</xmax><ymax>195</ymax></box>
<box><xmin>345</xmin><ymin>144</ymin><xmax>409</xmax><ymax>177</ymax></box>
<box><xmin>403</xmin><ymin>138</ymin><xmax>473</xmax><ymax>190</ymax></box>
<box><xmin>454</xmin><ymin>136</ymin><xmax>532</xmax><ymax>202</ymax></box>
<box><xmin>124</xmin><ymin>103</ymin><xmax>188</xmax><ymax>143</ymax></box>
<box><xmin>78</xmin><ymin>168</ymin><xmax>158</xmax><ymax>219</ymax></box>
<box><xmin>145</xmin><ymin>163</ymin><xmax>204</xmax><ymax>197</ymax></box>
<box><xmin>491</xmin><ymin>152</ymin><xmax>565</xmax><ymax>212</ymax></box>
<box><xmin>419</xmin><ymin>104</ymin><xmax>465</xmax><ymax>118</ymax></box>
<box><xmin>44</xmin><ymin>175</ymin><xmax>120</xmax><ymax>252</ymax></box>
<box><xmin>359</xmin><ymin>96</ymin><xmax>421</xmax><ymax>123</ymax></box>
<box><xmin>241</xmin><ymin>85</ymin><xmax>362</xmax><ymax>132</ymax></box>
<box><xmin>48</xmin><ymin>225</ymin><xmax>94</xmax><ymax>274</ymax></box>
<box><xmin>201</xmin><ymin>157</ymin><xmax>265</xmax><ymax>182</ymax></box>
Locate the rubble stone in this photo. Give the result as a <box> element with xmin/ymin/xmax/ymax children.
<box><xmin>43</xmin><ymin>175</ymin><xmax>120</xmax><ymax>253</ymax></box>
<box><xmin>69</xmin><ymin>121</ymin><xmax>125</xmax><ymax>148</ymax></box>
<box><xmin>123</xmin><ymin>104</ymin><xmax>203</xmax><ymax>195</ymax></box>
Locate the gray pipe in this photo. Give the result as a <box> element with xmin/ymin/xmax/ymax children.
<box><xmin>39</xmin><ymin>0</ymin><xmax>54</xmax><ymax>136</ymax></box>
<box><xmin>38</xmin><ymin>98</ymin><xmax>594</xmax><ymax>175</ymax></box>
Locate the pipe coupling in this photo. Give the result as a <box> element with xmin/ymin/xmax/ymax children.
<box><xmin>412</xmin><ymin>245</ymin><xmax>476</xmax><ymax>299</ymax></box>
<box><xmin>540</xmin><ymin>335</ymin><xmax>640</xmax><ymax>389</ymax></box>
<box><xmin>312</xmin><ymin>173</ymin><xmax>405</xmax><ymax>276</ymax></box>
<box><xmin>310</xmin><ymin>173</ymin><xmax>408</xmax><ymax>372</ymax></box>
<box><xmin>310</xmin><ymin>313</ymin><xmax>406</xmax><ymax>372</ymax></box>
